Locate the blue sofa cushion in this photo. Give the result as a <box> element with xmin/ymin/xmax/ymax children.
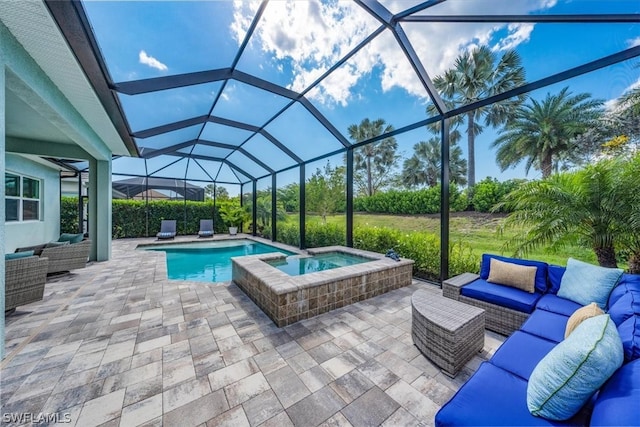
<box><xmin>435</xmin><ymin>362</ymin><xmax>590</xmax><ymax>427</ymax></box>
<box><xmin>606</xmin><ymin>275</ymin><xmax>640</xmax><ymax>361</ymax></box>
<box><xmin>461</xmin><ymin>279</ymin><xmax>543</xmax><ymax>313</ymax></box>
<box><xmin>536</xmin><ymin>294</ymin><xmax>583</xmax><ymax>317</ymax></box>
<box><xmin>590</xmin><ymin>358</ymin><xmax>640</xmax><ymax>426</ymax></box>
<box><xmin>615</xmin><ymin>316</ymin><xmax>640</xmax><ymax>362</ymax></box>
<box><xmin>520</xmin><ymin>309</ymin><xmax>569</xmax><ymax>344</ymax></box>
<box><xmin>490</xmin><ymin>331</ymin><xmax>557</xmax><ymax>380</ymax></box>
<box><xmin>480</xmin><ymin>254</ymin><xmax>549</xmax><ymax>293</ymax></box>
<box><xmin>547</xmin><ymin>264</ymin><xmax>565</xmax><ymax>294</ymax></box>
<box><xmin>608</xmin><ymin>273</ymin><xmax>640</xmax><ymax>308</ymax></box>
<box><xmin>527</xmin><ymin>315</ymin><xmax>624</xmax><ymax>421</ymax></box>
<box><xmin>557</xmin><ymin>258</ymin><xmax>622</xmax><ymax>309</ymax></box>
<box><xmin>607</xmin><ymin>275</ymin><xmax>640</xmax><ymax>326</ymax></box>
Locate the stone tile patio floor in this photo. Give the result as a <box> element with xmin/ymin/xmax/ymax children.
<box><xmin>1</xmin><ymin>237</ymin><xmax>504</xmax><ymax>427</ymax></box>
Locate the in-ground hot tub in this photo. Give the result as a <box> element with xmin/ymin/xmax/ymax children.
<box><xmin>232</xmin><ymin>246</ymin><xmax>414</xmax><ymax>327</ymax></box>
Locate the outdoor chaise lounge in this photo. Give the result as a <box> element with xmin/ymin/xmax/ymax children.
<box><xmin>15</xmin><ymin>233</ymin><xmax>91</xmax><ymax>274</ymax></box>
<box><xmin>435</xmin><ymin>254</ymin><xmax>640</xmax><ymax>426</ymax></box>
<box><xmin>5</xmin><ymin>253</ymin><xmax>49</xmax><ymax>313</ymax></box>
<box><xmin>157</xmin><ymin>220</ymin><xmax>176</xmax><ymax>240</ymax></box>
<box><xmin>198</xmin><ymin>219</ymin><xmax>214</xmax><ymax>238</ymax></box>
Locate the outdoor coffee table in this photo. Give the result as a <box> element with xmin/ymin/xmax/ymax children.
<box><xmin>411</xmin><ymin>289</ymin><xmax>485</xmax><ymax>377</ymax></box>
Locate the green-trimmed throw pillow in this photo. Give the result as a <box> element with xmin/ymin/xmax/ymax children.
<box><xmin>557</xmin><ymin>258</ymin><xmax>622</xmax><ymax>309</ymax></box>
<box><xmin>527</xmin><ymin>314</ymin><xmax>623</xmax><ymax>420</ymax></box>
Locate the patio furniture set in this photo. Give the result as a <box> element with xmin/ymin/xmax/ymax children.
<box><xmin>5</xmin><ymin>233</ymin><xmax>90</xmax><ymax>314</ymax></box>
<box><xmin>411</xmin><ymin>253</ymin><xmax>640</xmax><ymax>426</ymax></box>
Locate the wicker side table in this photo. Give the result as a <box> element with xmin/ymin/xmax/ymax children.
<box><xmin>411</xmin><ymin>289</ymin><xmax>485</xmax><ymax>377</ymax></box>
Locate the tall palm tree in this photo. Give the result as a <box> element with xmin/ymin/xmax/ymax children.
<box><xmin>427</xmin><ymin>46</ymin><xmax>526</xmax><ymax>187</ymax></box>
<box><xmin>347</xmin><ymin>118</ymin><xmax>398</xmax><ymax>196</ymax></box>
<box><xmin>401</xmin><ymin>138</ymin><xmax>467</xmax><ymax>188</ymax></box>
<box><xmin>492</xmin><ymin>87</ymin><xmax>603</xmax><ymax>178</ymax></box>
<box><xmin>498</xmin><ymin>160</ymin><xmax>622</xmax><ymax>267</ymax></box>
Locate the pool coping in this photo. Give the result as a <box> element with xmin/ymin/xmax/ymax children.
<box><xmin>134</xmin><ymin>234</ymin><xmax>303</xmax><ymax>255</ymax></box>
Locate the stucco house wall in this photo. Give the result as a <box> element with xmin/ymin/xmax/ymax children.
<box><xmin>4</xmin><ymin>153</ymin><xmax>60</xmax><ymax>253</ymax></box>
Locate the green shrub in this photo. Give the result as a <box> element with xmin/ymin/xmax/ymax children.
<box><xmin>274</xmin><ymin>222</ymin><xmax>300</xmax><ymax>247</ymax></box>
<box><xmin>353</xmin><ymin>185</ymin><xmax>468</xmax><ymax>214</ymax></box>
<box><xmin>305</xmin><ymin>222</ymin><xmax>345</xmax><ymax>247</ymax></box>
<box><xmin>109</xmin><ymin>200</ymin><xmax>225</xmax><ymax>238</ymax></box>
<box><xmin>61</xmin><ymin>196</ymin><xmax>79</xmax><ymax>233</ymax></box>
<box><xmin>471</xmin><ymin>178</ymin><xmax>525</xmax><ymax>212</ymax></box>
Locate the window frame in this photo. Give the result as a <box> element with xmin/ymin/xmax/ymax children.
<box><xmin>5</xmin><ymin>172</ymin><xmax>42</xmax><ymax>222</ymax></box>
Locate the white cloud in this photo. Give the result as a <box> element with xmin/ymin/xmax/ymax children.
<box><xmin>628</xmin><ymin>36</ymin><xmax>640</xmax><ymax>48</ymax></box>
<box><xmin>605</xmin><ymin>76</ymin><xmax>640</xmax><ymax>112</ymax></box>
<box><xmin>492</xmin><ymin>24</ymin><xmax>535</xmax><ymax>52</ymax></box>
<box><xmin>231</xmin><ymin>0</ymin><xmax>555</xmax><ymax>106</ymax></box>
<box><xmin>139</xmin><ymin>50</ymin><xmax>168</xmax><ymax>71</ymax></box>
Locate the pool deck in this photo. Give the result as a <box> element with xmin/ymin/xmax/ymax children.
<box><xmin>1</xmin><ymin>235</ymin><xmax>504</xmax><ymax>427</ymax></box>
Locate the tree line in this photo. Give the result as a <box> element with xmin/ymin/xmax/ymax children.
<box><xmin>341</xmin><ymin>45</ymin><xmax>638</xmax><ymax>196</ymax></box>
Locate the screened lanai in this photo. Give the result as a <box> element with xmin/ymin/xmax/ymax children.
<box><xmin>46</xmin><ymin>0</ymin><xmax>640</xmax><ymax>280</ymax></box>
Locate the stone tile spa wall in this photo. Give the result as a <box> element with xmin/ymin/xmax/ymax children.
<box><xmin>232</xmin><ymin>247</ymin><xmax>414</xmax><ymax>327</ymax></box>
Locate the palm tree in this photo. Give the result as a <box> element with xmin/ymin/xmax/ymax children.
<box><xmin>492</xmin><ymin>88</ymin><xmax>603</xmax><ymax>178</ymax></box>
<box><xmin>498</xmin><ymin>160</ymin><xmax>622</xmax><ymax>267</ymax></box>
<box><xmin>427</xmin><ymin>46</ymin><xmax>526</xmax><ymax>187</ymax></box>
<box><xmin>347</xmin><ymin>118</ymin><xmax>398</xmax><ymax>196</ymax></box>
<box><xmin>401</xmin><ymin>138</ymin><xmax>467</xmax><ymax>188</ymax></box>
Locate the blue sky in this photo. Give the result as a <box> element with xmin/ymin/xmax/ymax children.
<box><xmin>83</xmin><ymin>0</ymin><xmax>640</xmax><ymax>191</ymax></box>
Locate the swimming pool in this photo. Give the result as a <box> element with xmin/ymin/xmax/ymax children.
<box><xmin>146</xmin><ymin>240</ymin><xmax>294</xmax><ymax>282</ymax></box>
<box><xmin>266</xmin><ymin>252</ymin><xmax>373</xmax><ymax>276</ymax></box>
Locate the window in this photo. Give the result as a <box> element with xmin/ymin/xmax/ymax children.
<box><xmin>5</xmin><ymin>172</ymin><xmax>41</xmax><ymax>222</ymax></box>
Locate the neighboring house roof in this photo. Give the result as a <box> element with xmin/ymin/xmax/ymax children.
<box><xmin>112</xmin><ymin>177</ymin><xmax>204</xmax><ymax>201</ymax></box>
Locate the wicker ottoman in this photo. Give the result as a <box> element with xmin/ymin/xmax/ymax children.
<box><xmin>411</xmin><ymin>289</ymin><xmax>485</xmax><ymax>377</ymax></box>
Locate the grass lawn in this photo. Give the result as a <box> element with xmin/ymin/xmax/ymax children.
<box><xmin>299</xmin><ymin>212</ymin><xmax>597</xmax><ymax>267</ymax></box>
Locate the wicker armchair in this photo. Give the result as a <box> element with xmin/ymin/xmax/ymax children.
<box><xmin>40</xmin><ymin>239</ymin><xmax>91</xmax><ymax>274</ymax></box>
<box><xmin>5</xmin><ymin>255</ymin><xmax>49</xmax><ymax>313</ymax></box>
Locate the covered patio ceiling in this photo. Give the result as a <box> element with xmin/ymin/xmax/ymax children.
<box><xmin>44</xmin><ymin>1</ymin><xmax>640</xmax><ymax>185</ymax></box>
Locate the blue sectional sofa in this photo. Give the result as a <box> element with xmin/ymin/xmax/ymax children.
<box><xmin>436</xmin><ymin>255</ymin><xmax>640</xmax><ymax>426</ymax></box>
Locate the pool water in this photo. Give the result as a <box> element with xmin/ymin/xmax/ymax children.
<box><xmin>267</xmin><ymin>252</ymin><xmax>373</xmax><ymax>276</ymax></box>
<box><xmin>147</xmin><ymin>240</ymin><xmax>293</xmax><ymax>282</ymax></box>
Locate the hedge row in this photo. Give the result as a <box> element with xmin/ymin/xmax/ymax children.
<box><xmin>61</xmin><ymin>197</ymin><xmax>227</xmax><ymax>238</ymax></box>
<box><xmin>353</xmin><ymin>185</ymin><xmax>469</xmax><ymax>214</ymax></box>
<box><xmin>351</xmin><ymin>179</ymin><xmax>526</xmax><ymax>214</ymax></box>
<box><xmin>272</xmin><ymin>221</ymin><xmax>479</xmax><ymax>281</ymax></box>
<box><xmin>114</xmin><ymin>200</ymin><xmax>228</xmax><ymax>237</ymax></box>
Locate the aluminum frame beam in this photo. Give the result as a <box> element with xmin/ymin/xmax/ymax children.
<box><xmin>402</xmin><ymin>14</ymin><xmax>640</xmax><ymax>23</ymax></box>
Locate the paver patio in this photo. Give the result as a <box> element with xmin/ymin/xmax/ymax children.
<box><xmin>1</xmin><ymin>236</ymin><xmax>504</xmax><ymax>427</ymax></box>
